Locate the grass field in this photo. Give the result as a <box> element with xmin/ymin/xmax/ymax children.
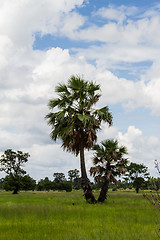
<box><xmin>0</xmin><ymin>190</ymin><xmax>159</xmax><ymax>240</ymax></box>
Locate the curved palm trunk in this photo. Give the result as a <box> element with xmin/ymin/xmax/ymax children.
<box><xmin>80</xmin><ymin>144</ymin><xmax>96</xmax><ymax>203</ymax></box>
<box><xmin>98</xmin><ymin>179</ymin><xmax>109</xmax><ymax>203</ymax></box>
<box><xmin>98</xmin><ymin>169</ymin><xmax>111</xmax><ymax>203</ymax></box>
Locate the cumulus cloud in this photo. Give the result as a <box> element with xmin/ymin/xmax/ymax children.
<box><xmin>69</xmin><ymin>8</ymin><xmax>160</xmax><ymax>49</ymax></box>
<box><xmin>118</xmin><ymin>126</ymin><xmax>160</xmax><ymax>176</ymax></box>
<box><xmin>94</xmin><ymin>5</ymin><xmax>138</xmax><ymax>24</ymax></box>
<box><xmin>24</xmin><ymin>144</ymin><xmax>80</xmax><ymax>180</ymax></box>
<box><xmin>0</xmin><ymin>0</ymin><xmax>86</xmax><ymax>47</ymax></box>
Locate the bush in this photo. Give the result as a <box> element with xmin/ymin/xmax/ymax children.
<box><xmin>52</xmin><ymin>181</ymin><xmax>72</xmax><ymax>192</ymax></box>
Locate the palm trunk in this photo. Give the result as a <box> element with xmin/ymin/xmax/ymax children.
<box><xmin>98</xmin><ymin>168</ymin><xmax>111</xmax><ymax>203</ymax></box>
<box><xmin>80</xmin><ymin>144</ymin><xmax>96</xmax><ymax>203</ymax></box>
<box><xmin>98</xmin><ymin>179</ymin><xmax>109</xmax><ymax>203</ymax></box>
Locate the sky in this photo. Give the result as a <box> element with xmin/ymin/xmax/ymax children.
<box><xmin>0</xmin><ymin>0</ymin><xmax>160</xmax><ymax>181</ymax></box>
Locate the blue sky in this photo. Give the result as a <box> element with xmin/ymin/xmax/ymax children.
<box><xmin>0</xmin><ymin>0</ymin><xmax>160</xmax><ymax>180</ymax></box>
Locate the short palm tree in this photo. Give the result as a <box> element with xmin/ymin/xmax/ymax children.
<box><xmin>90</xmin><ymin>139</ymin><xmax>128</xmax><ymax>202</ymax></box>
<box><xmin>45</xmin><ymin>75</ymin><xmax>112</xmax><ymax>203</ymax></box>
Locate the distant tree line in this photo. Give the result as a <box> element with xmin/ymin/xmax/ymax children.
<box><xmin>0</xmin><ymin>148</ymin><xmax>153</xmax><ymax>196</ymax></box>
<box><xmin>0</xmin><ymin>165</ymin><xmax>154</xmax><ymax>193</ymax></box>
<box><xmin>36</xmin><ymin>170</ymin><xmax>81</xmax><ymax>192</ymax></box>
<box><xmin>0</xmin><ymin>170</ymin><xmax>81</xmax><ymax>193</ymax></box>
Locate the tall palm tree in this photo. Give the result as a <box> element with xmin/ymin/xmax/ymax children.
<box><xmin>90</xmin><ymin>139</ymin><xmax>128</xmax><ymax>203</ymax></box>
<box><xmin>45</xmin><ymin>75</ymin><xmax>112</xmax><ymax>203</ymax></box>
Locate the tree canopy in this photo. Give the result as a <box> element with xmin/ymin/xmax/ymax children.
<box><xmin>53</xmin><ymin>172</ymin><xmax>66</xmax><ymax>183</ymax></box>
<box><xmin>124</xmin><ymin>162</ymin><xmax>150</xmax><ymax>193</ymax></box>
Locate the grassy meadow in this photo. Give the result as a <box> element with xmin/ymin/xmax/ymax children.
<box><xmin>0</xmin><ymin>190</ymin><xmax>159</xmax><ymax>240</ymax></box>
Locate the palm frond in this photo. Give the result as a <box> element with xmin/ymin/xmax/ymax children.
<box><xmin>55</xmin><ymin>83</ymin><xmax>70</xmax><ymax>94</ymax></box>
<box><xmin>46</xmin><ymin>75</ymin><xmax>113</xmax><ymax>156</ymax></box>
<box><xmin>90</xmin><ymin>139</ymin><xmax>128</xmax><ymax>183</ymax></box>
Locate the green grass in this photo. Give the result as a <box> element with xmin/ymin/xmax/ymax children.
<box><xmin>0</xmin><ymin>190</ymin><xmax>159</xmax><ymax>240</ymax></box>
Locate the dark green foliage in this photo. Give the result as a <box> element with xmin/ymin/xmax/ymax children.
<box><xmin>36</xmin><ymin>177</ymin><xmax>72</xmax><ymax>192</ymax></box>
<box><xmin>2</xmin><ymin>174</ymin><xmax>21</xmax><ymax>194</ymax></box>
<box><xmin>37</xmin><ymin>177</ymin><xmax>53</xmax><ymax>191</ymax></box>
<box><xmin>133</xmin><ymin>177</ymin><xmax>146</xmax><ymax>193</ymax></box>
<box><xmin>52</xmin><ymin>181</ymin><xmax>72</xmax><ymax>192</ymax></box>
<box><xmin>53</xmin><ymin>173</ymin><xmax>66</xmax><ymax>183</ymax></box>
<box><xmin>2</xmin><ymin>174</ymin><xmax>36</xmax><ymax>192</ymax></box>
<box><xmin>21</xmin><ymin>175</ymin><xmax>36</xmax><ymax>191</ymax></box>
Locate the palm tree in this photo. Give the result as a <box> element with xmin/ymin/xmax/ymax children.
<box><xmin>45</xmin><ymin>75</ymin><xmax>112</xmax><ymax>203</ymax></box>
<box><xmin>90</xmin><ymin>139</ymin><xmax>128</xmax><ymax>203</ymax></box>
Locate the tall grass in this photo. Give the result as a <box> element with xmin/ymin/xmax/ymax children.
<box><xmin>0</xmin><ymin>190</ymin><xmax>159</xmax><ymax>240</ymax></box>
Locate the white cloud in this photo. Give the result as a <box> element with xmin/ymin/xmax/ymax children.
<box><xmin>95</xmin><ymin>71</ymin><xmax>137</xmax><ymax>105</ymax></box>
<box><xmin>94</xmin><ymin>5</ymin><xmax>138</xmax><ymax>24</ymax></box>
<box><xmin>117</xmin><ymin>126</ymin><xmax>160</xmax><ymax>175</ymax></box>
<box><xmin>118</xmin><ymin>126</ymin><xmax>142</xmax><ymax>153</ymax></box>
<box><xmin>0</xmin><ymin>0</ymin><xmax>86</xmax><ymax>49</ymax></box>
<box><xmin>24</xmin><ymin>144</ymin><xmax>80</xmax><ymax>180</ymax></box>
<box><xmin>60</xmin><ymin>12</ymin><xmax>86</xmax><ymax>37</ymax></box>
<box><xmin>71</xmin><ymin>3</ymin><xmax>160</xmax><ymax>89</ymax></box>
<box><xmin>70</xmin><ymin>9</ymin><xmax>160</xmax><ymax>47</ymax></box>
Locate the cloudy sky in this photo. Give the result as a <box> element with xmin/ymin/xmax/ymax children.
<box><xmin>0</xmin><ymin>0</ymin><xmax>160</xmax><ymax>181</ymax></box>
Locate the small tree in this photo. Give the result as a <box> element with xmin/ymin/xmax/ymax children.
<box><xmin>68</xmin><ymin>169</ymin><xmax>81</xmax><ymax>189</ymax></box>
<box><xmin>0</xmin><ymin>149</ymin><xmax>30</xmax><ymax>194</ymax></box>
<box><xmin>68</xmin><ymin>169</ymin><xmax>80</xmax><ymax>182</ymax></box>
<box><xmin>90</xmin><ymin>139</ymin><xmax>128</xmax><ymax>203</ymax></box>
<box><xmin>2</xmin><ymin>174</ymin><xmax>22</xmax><ymax>192</ymax></box>
<box><xmin>53</xmin><ymin>173</ymin><xmax>66</xmax><ymax>183</ymax></box>
<box><xmin>125</xmin><ymin>162</ymin><xmax>150</xmax><ymax>193</ymax></box>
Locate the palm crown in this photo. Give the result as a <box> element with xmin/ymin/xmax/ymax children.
<box><xmin>46</xmin><ymin>75</ymin><xmax>113</xmax><ymax>155</ymax></box>
<box><xmin>90</xmin><ymin>139</ymin><xmax>128</xmax><ymax>183</ymax></box>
